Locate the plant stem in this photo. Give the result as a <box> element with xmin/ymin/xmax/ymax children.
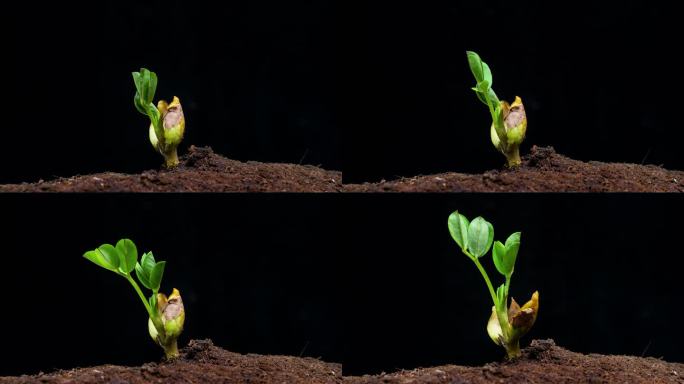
<box><xmin>505</xmin><ymin>146</ymin><xmax>522</xmax><ymax>168</ymax></box>
<box><xmin>471</xmin><ymin>257</ymin><xmax>497</xmax><ymax>307</ymax></box>
<box><xmin>126</xmin><ymin>274</ymin><xmax>152</xmax><ymax>316</ymax></box>
<box><xmin>163</xmin><ymin>149</ymin><xmax>180</xmax><ymax>168</ymax></box>
<box><xmin>162</xmin><ymin>339</ymin><xmax>180</xmax><ymax>359</ymax></box>
<box><xmin>504</xmin><ymin>275</ymin><xmax>511</xmax><ymax>300</ymax></box>
<box><xmin>505</xmin><ymin>339</ymin><xmax>522</xmax><ymax>359</ymax></box>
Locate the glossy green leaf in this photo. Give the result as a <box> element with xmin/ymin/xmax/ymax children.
<box><xmin>467</xmin><ymin>217</ymin><xmax>493</xmax><ymax>258</ymax></box>
<box><xmin>149</xmin><ymin>261</ymin><xmax>166</xmax><ymax>292</ymax></box>
<box><xmin>132</xmin><ymin>71</ymin><xmax>142</xmax><ymax>93</ymax></box>
<box><xmin>135</xmin><ymin>263</ymin><xmax>152</xmax><ymax>290</ymax></box>
<box><xmin>141</xmin><ymin>252</ymin><xmax>156</xmax><ymax>275</ymax></box>
<box><xmin>148</xmin><ymin>70</ymin><xmax>158</xmax><ymax>103</ymax></box>
<box><xmin>133</xmin><ymin>92</ymin><xmax>146</xmax><ymax>115</ymax></box>
<box><xmin>467</xmin><ymin>51</ymin><xmax>484</xmax><ymax>83</ymax></box>
<box><xmin>473</xmin><ymin>88</ymin><xmax>488</xmax><ymax>105</ymax></box>
<box><xmin>495</xmin><ymin>283</ymin><xmax>507</xmax><ymax>313</ymax></box>
<box><xmin>493</xmin><ymin>104</ymin><xmax>507</xmax><ymax>144</ymax></box>
<box><xmin>448</xmin><ymin>211</ymin><xmax>470</xmax><ymax>252</ymax></box>
<box><xmin>476</xmin><ymin>80</ymin><xmax>490</xmax><ymax>93</ymax></box>
<box><xmin>487</xmin><ymin>88</ymin><xmax>499</xmax><ymax>108</ymax></box>
<box><xmin>482</xmin><ymin>62</ymin><xmax>493</xmax><ymax>88</ymax></box>
<box><xmin>116</xmin><ymin>239</ymin><xmax>138</xmax><ymax>274</ymax></box>
<box><xmin>141</xmin><ymin>69</ymin><xmax>151</xmax><ymax>104</ymax></box>
<box><xmin>83</xmin><ymin>244</ymin><xmax>120</xmax><ymax>273</ymax></box>
<box><xmin>492</xmin><ymin>240</ymin><xmax>508</xmax><ymax>276</ymax></box>
<box><xmin>485</xmin><ymin>221</ymin><xmax>495</xmax><ymax>257</ymax></box>
<box><xmin>503</xmin><ymin>232</ymin><xmax>521</xmax><ymax>275</ymax></box>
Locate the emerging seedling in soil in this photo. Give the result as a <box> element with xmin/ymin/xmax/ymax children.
<box><xmin>467</xmin><ymin>51</ymin><xmax>527</xmax><ymax>167</ymax></box>
<box><xmin>448</xmin><ymin>211</ymin><xmax>538</xmax><ymax>359</ymax></box>
<box><xmin>84</xmin><ymin>239</ymin><xmax>185</xmax><ymax>359</ymax></box>
<box><xmin>133</xmin><ymin>68</ymin><xmax>186</xmax><ymax>168</ymax></box>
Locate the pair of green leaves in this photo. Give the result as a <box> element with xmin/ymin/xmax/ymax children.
<box><xmin>466</xmin><ymin>51</ymin><xmax>507</xmax><ymax>146</ymax></box>
<box><xmin>83</xmin><ymin>239</ymin><xmax>165</xmax><ymax>292</ymax></box>
<box><xmin>448</xmin><ymin>211</ymin><xmax>520</xmax><ymax>277</ymax></box>
<box><xmin>467</xmin><ymin>51</ymin><xmax>499</xmax><ymax>110</ymax></box>
<box><xmin>133</xmin><ymin>68</ymin><xmax>158</xmax><ymax>115</ymax></box>
<box><xmin>132</xmin><ymin>68</ymin><xmax>164</xmax><ymax>146</ymax></box>
<box><xmin>492</xmin><ymin>232</ymin><xmax>520</xmax><ymax>277</ymax></box>
<box><xmin>448</xmin><ymin>211</ymin><xmax>494</xmax><ymax>258</ymax></box>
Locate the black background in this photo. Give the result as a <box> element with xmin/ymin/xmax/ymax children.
<box><xmin>341</xmin><ymin>1</ymin><xmax>683</xmax><ymax>182</ymax></box>
<box><xmin>343</xmin><ymin>195</ymin><xmax>684</xmax><ymax>375</ymax></box>
<box><xmin>8</xmin><ymin>1</ymin><xmax>684</xmax><ymax>185</ymax></box>
<box><xmin>7</xmin><ymin>1</ymin><xmax>338</xmax><ymax>184</ymax></box>
<box><xmin>1</xmin><ymin>195</ymin><xmax>340</xmax><ymax>376</ymax></box>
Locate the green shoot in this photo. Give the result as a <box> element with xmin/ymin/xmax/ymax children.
<box><xmin>466</xmin><ymin>51</ymin><xmax>527</xmax><ymax>168</ymax></box>
<box><xmin>84</xmin><ymin>239</ymin><xmax>185</xmax><ymax>359</ymax></box>
<box><xmin>448</xmin><ymin>211</ymin><xmax>538</xmax><ymax>359</ymax></box>
<box><xmin>132</xmin><ymin>68</ymin><xmax>186</xmax><ymax>168</ymax></box>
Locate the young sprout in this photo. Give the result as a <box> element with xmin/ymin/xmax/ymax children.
<box><xmin>132</xmin><ymin>68</ymin><xmax>186</xmax><ymax>168</ymax></box>
<box><xmin>466</xmin><ymin>51</ymin><xmax>527</xmax><ymax>168</ymax></box>
<box><xmin>447</xmin><ymin>211</ymin><xmax>538</xmax><ymax>359</ymax></box>
<box><xmin>83</xmin><ymin>239</ymin><xmax>185</xmax><ymax>359</ymax></box>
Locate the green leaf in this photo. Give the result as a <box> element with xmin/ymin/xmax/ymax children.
<box><xmin>149</xmin><ymin>261</ymin><xmax>166</xmax><ymax>292</ymax></box>
<box><xmin>148</xmin><ymin>71</ymin><xmax>158</xmax><ymax>103</ymax></box>
<box><xmin>83</xmin><ymin>245</ymin><xmax>120</xmax><ymax>273</ymax></box>
<box><xmin>482</xmin><ymin>62</ymin><xmax>493</xmax><ymax>88</ymax></box>
<box><xmin>492</xmin><ymin>240</ymin><xmax>508</xmax><ymax>276</ymax></box>
<box><xmin>141</xmin><ymin>68</ymin><xmax>151</xmax><ymax>104</ymax></box>
<box><xmin>467</xmin><ymin>217</ymin><xmax>493</xmax><ymax>258</ymax></box>
<box><xmin>487</xmin><ymin>88</ymin><xmax>499</xmax><ymax>108</ymax></box>
<box><xmin>467</xmin><ymin>51</ymin><xmax>484</xmax><ymax>83</ymax></box>
<box><xmin>141</xmin><ymin>252</ymin><xmax>156</xmax><ymax>275</ymax></box>
<box><xmin>495</xmin><ymin>283</ymin><xmax>507</xmax><ymax>313</ymax></box>
<box><xmin>472</xmin><ymin>88</ymin><xmax>488</xmax><ymax>105</ymax></box>
<box><xmin>448</xmin><ymin>211</ymin><xmax>470</xmax><ymax>252</ymax></box>
<box><xmin>116</xmin><ymin>239</ymin><xmax>138</xmax><ymax>274</ymax></box>
<box><xmin>485</xmin><ymin>221</ymin><xmax>494</xmax><ymax>257</ymax></box>
<box><xmin>132</xmin><ymin>71</ymin><xmax>142</xmax><ymax>93</ymax></box>
<box><xmin>503</xmin><ymin>232</ymin><xmax>521</xmax><ymax>275</ymax></box>
<box><xmin>134</xmin><ymin>92</ymin><xmax>147</xmax><ymax>115</ymax></box>
<box><xmin>493</xmin><ymin>104</ymin><xmax>507</xmax><ymax>144</ymax></box>
<box><xmin>135</xmin><ymin>263</ymin><xmax>152</xmax><ymax>290</ymax></box>
<box><xmin>476</xmin><ymin>80</ymin><xmax>490</xmax><ymax>94</ymax></box>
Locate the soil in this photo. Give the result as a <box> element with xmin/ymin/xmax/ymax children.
<box><xmin>346</xmin><ymin>339</ymin><xmax>684</xmax><ymax>384</ymax></box>
<box><xmin>4</xmin><ymin>339</ymin><xmax>681</xmax><ymax>383</ymax></box>
<box><xmin>346</xmin><ymin>146</ymin><xmax>684</xmax><ymax>192</ymax></box>
<box><xmin>0</xmin><ymin>339</ymin><xmax>343</xmax><ymax>384</ymax></box>
<box><xmin>2</xmin><ymin>146</ymin><xmax>682</xmax><ymax>192</ymax></box>
<box><xmin>0</xmin><ymin>146</ymin><xmax>343</xmax><ymax>192</ymax></box>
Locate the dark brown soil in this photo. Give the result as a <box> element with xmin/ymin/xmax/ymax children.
<box><xmin>0</xmin><ymin>339</ymin><xmax>342</xmax><ymax>384</ymax></box>
<box><xmin>0</xmin><ymin>146</ymin><xmax>343</xmax><ymax>192</ymax></box>
<box><xmin>346</xmin><ymin>339</ymin><xmax>684</xmax><ymax>384</ymax></box>
<box><xmin>346</xmin><ymin>146</ymin><xmax>684</xmax><ymax>192</ymax></box>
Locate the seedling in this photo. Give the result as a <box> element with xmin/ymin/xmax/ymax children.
<box><xmin>84</xmin><ymin>239</ymin><xmax>185</xmax><ymax>359</ymax></box>
<box><xmin>447</xmin><ymin>211</ymin><xmax>538</xmax><ymax>359</ymax></box>
<box><xmin>133</xmin><ymin>68</ymin><xmax>186</xmax><ymax>168</ymax></box>
<box><xmin>466</xmin><ymin>51</ymin><xmax>527</xmax><ymax>167</ymax></box>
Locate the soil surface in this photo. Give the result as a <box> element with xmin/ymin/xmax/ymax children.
<box><xmin>0</xmin><ymin>146</ymin><xmax>343</xmax><ymax>192</ymax></box>
<box><xmin>3</xmin><ymin>339</ymin><xmax>681</xmax><ymax>383</ymax></box>
<box><xmin>346</xmin><ymin>146</ymin><xmax>684</xmax><ymax>192</ymax></box>
<box><xmin>346</xmin><ymin>339</ymin><xmax>684</xmax><ymax>384</ymax></box>
<box><xmin>0</xmin><ymin>339</ymin><xmax>343</xmax><ymax>384</ymax></box>
<box><xmin>2</xmin><ymin>146</ymin><xmax>682</xmax><ymax>192</ymax></box>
